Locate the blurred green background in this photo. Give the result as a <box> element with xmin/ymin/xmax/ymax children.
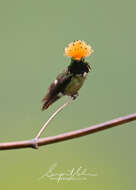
<box><xmin>0</xmin><ymin>0</ymin><xmax>136</xmax><ymax>189</ymax></box>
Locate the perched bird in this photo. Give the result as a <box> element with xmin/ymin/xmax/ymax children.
<box><xmin>42</xmin><ymin>40</ymin><xmax>94</xmax><ymax>111</ymax></box>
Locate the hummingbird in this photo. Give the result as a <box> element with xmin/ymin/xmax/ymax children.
<box><xmin>42</xmin><ymin>40</ymin><xmax>94</xmax><ymax>111</ymax></box>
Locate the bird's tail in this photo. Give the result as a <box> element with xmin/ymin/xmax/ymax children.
<box><xmin>42</xmin><ymin>95</ymin><xmax>60</xmax><ymax>111</ymax></box>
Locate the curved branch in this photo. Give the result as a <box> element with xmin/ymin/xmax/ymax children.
<box><xmin>0</xmin><ymin>113</ymin><xmax>136</xmax><ymax>151</ymax></box>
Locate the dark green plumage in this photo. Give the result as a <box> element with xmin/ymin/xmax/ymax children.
<box><xmin>42</xmin><ymin>58</ymin><xmax>91</xmax><ymax>110</ymax></box>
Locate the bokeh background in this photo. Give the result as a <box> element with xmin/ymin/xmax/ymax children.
<box><xmin>0</xmin><ymin>0</ymin><xmax>136</xmax><ymax>189</ymax></box>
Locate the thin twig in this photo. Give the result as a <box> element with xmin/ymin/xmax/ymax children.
<box><xmin>35</xmin><ymin>97</ymin><xmax>73</xmax><ymax>139</ymax></box>
<box><xmin>0</xmin><ymin>113</ymin><xmax>135</xmax><ymax>151</ymax></box>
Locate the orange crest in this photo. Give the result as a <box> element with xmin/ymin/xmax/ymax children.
<box><xmin>65</xmin><ymin>40</ymin><xmax>94</xmax><ymax>60</ymax></box>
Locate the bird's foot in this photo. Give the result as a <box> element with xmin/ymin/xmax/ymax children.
<box><xmin>71</xmin><ymin>93</ymin><xmax>79</xmax><ymax>100</ymax></box>
<box><xmin>31</xmin><ymin>138</ymin><xmax>39</xmax><ymax>149</ymax></box>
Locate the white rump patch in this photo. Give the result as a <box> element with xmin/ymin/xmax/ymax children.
<box><xmin>54</xmin><ymin>79</ymin><xmax>58</xmax><ymax>85</ymax></box>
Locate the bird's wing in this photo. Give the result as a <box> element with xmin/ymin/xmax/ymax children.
<box><xmin>42</xmin><ymin>70</ymin><xmax>72</xmax><ymax>110</ymax></box>
<box><xmin>44</xmin><ymin>70</ymin><xmax>72</xmax><ymax>98</ymax></box>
